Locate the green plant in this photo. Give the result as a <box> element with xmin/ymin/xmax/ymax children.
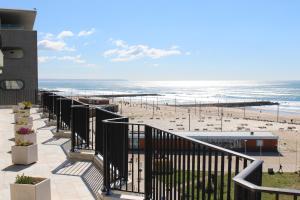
<box><xmin>15</xmin><ymin>174</ymin><xmax>35</xmax><ymax>185</ymax></box>
<box><xmin>22</xmin><ymin>101</ymin><xmax>32</xmax><ymax>109</ymax></box>
<box><xmin>16</xmin><ymin>121</ymin><xmax>28</xmax><ymax>125</ymax></box>
<box><xmin>16</xmin><ymin>118</ymin><xmax>30</xmax><ymax>125</ymax></box>
<box><xmin>15</xmin><ymin>140</ymin><xmax>33</xmax><ymax>146</ymax></box>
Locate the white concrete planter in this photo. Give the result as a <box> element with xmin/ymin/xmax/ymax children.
<box><xmin>11</xmin><ymin>144</ymin><xmax>38</xmax><ymax>165</ymax></box>
<box><xmin>14</xmin><ymin>111</ymin><xmax>30</xmax><ymax>122</ymax></box>
<box><xmin>17</xmin><ymin>102</ymin><xmax>26</xmax><ymax>109</ymax></box>
<box><xmin>10</xmin><ymin>177</ymin><xmax>51</xmax><ymax>200</ymax></box>
<box><xmin>14</xmin><ymin>124</ymin><xmax>33</xmax><ymax>132</ymax></box>
<box><xmin>15</xmin><ymin>132</ymin><xmax>37</xmax><ymax>144</ymax></box>
<box><xmin>15</xmin><ymin>116</ymin><xmax>33</xmax><ymax>124</ymax></box>
<box><xmin>12</xmin><ymin>106</ymin><xmax>19</xmax><ymax>113</ymax></box>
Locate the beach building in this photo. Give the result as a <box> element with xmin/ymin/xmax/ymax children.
<box><xmin>177</xmin><ymin>131</ymin><xmax>279</xmax><ymax>152</ymax></box>
<box><xmin>129</xmin><ymin>131</ymin><xmax>278</xmax><ymax>152</ymax></box>
<box><xmin>0</xmin><ymin>8</ymin><xmax>38</xmax><ymax>105</ymax></box>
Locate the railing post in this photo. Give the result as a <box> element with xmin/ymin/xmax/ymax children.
<box><xmin>144</xmin><ymin>125</ymin><xmax>152</xmax><ymax>200</ymax></box>
<box><xmin>71</xmin><ymin>105</ymin><xmax>75</xmax><ymax>152</ymax></box>
<box><xmin>56</xmin><ymin>98</ymin><xmax>61</xmax><ymax>132</ymax></box>
<box><xmin>102</xmin><ymin>123</ymin><xmax>111</xmax><ymax>195</ymax></box>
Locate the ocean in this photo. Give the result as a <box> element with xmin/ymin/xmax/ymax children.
<box><xmin>39</xmin><ymin>80</ymin><xmax>300</xmax><ymax>116</ymax></box>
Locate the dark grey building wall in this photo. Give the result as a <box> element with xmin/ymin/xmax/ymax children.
<box><xmin>0</xmin><ymin>29</ymin><xmax>38</xmax><ymax>105</ymax></box>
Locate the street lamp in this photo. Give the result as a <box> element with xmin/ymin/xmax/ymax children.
<box><xmin>188</xmin><ymin>108</ymin><xmax>191</xmax><ymax>131</ymax></box>
<box><xmin>244</xmin><ymin>140</ymin><xmax>248</xmax><ymax>154</ymax></box>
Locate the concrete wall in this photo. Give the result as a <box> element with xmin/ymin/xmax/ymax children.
<box><xmin>0</xmin><ymin>29</ymin><xmax>38</xmax><ymax>105</ymax></box>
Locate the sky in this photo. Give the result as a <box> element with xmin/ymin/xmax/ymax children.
<box><xmin>1</xmin><ymin>0</ymin><xmax>300</xmax><ymax>81</ymax></box>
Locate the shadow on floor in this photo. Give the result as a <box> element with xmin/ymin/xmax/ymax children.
<box><xmin>41</xmin><ymin>136</ymin><xmax>71</xmax><ymax>156</ymax></box>
<box><xmin>246</xmin><ymin>151</ymin><xmax>283</xmax><ymax>157</ymax></box>
<box><xmin>60</xmin><ymin>139</ymin><xmax>71</xmax><ymax>156</ymax></box>
<box><xmin>2</xmin><ymin>163</ymin><xmax>35</xmax><ymax>172</ymax></box>
<box><xmin>8</xmin><ymin>138</ymin><xmax>15</xmax><ymax>142</ymax></box>
<box><xmin>42</xmin><ymin>137</ymin><xmax>62</xmax><ymax>145</ymax></box>
<box><xmin>52</xmin><ymin>159</ymin><xmax>103</xmax><ymax>199</ymax></box>
<box><xmin>38</xmin><ymin>118</ymin><xmax>102</xmax><ymax>199</ymax></box>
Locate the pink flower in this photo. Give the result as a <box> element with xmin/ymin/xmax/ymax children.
<box><xmin>17</xmin><ymin>127</ymin><xmax>33</xmax><ymax>135</ymax></box>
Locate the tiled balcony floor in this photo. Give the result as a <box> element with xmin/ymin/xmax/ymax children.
<box><xmin>0</xmin><ymin>108</ymin><xmax>101</xmax><ymax>200</ymax></box>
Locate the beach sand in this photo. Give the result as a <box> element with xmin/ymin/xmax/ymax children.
<box><xmin>117</xmin><ymin>100</ymin><xmax>300</xmax><ymax>172</ymax></box>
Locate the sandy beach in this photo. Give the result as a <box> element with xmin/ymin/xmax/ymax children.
<box><xmin>116</xmin><ymin>99</ymin><xmax>300</xmax><ymax>172</ymax></box>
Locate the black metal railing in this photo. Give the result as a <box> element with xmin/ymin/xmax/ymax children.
<box><xmin>234</xmin><ymin>160</ymin><xmax>300</xmax><ymax>200</ymax></box>
<box><xmin>71</xmin><ymin>104</ymin><xmax>91</xmax><ymax>151</ymax></box>
<box><xmin>101</xmin><ymin>120</ymin><xmax>300</xmax><ymax>200</ymax></box>
<box><xmin>95</xmin><ymin>108</ymin><xmax>127</xmax><ymax>155</ymax></box>
<box><xmin>40</xmin><ymin>91</ymin><xmax>300</xmax><ymax>200</ymax></box>
<box><xmin>56</xmin><ymin>97</ymin><xmax>72</xmax><ymax>131</ymax></box>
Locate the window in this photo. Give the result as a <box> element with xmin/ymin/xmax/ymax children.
<box><xmin>0</xmin><ymin>49</ymin><xmax>3</xmax><ymax>67</ymax></box>
<box><xmin>256</xmin><ymin>140</ymin><xmax>263</xmax><ymax>147</ymax></box>
<box><xmin>3</xmin><ymin>48</ymin><xmax>24</xmax><ymax>59</ymax></box>
<box><xmin>0</xmin><ymin>80</ymin><xmax>24</xmax><ymax>90</ymax></box>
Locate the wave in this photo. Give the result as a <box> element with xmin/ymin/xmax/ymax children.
<box><xmin>39</xmin><ymin>80</ymin><xmax>300</xmax><ymax>115</ymax></box>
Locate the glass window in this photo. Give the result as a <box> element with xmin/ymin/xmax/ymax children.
<box><xmin>0</xmin><ymin>80</ymin><xmax>24</xmax><ymax>90</ymax></box>
<box><xmin>0</xmin><ymin>49</ymin><xmax>3</xmax><ymax>67</ymax></box>
<box><xmin>3</xmin><ymin>48</ymin><xmax>24</xmax><ymax>59</ymax></box>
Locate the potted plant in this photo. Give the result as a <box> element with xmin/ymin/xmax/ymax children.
<box><xmin>13</xmin><ymin>101</ymin><xmax>32</xmax><ymax>114</ymax></box>
<box><xmin>15</xmin><ymin>116</ymin><xmax>33</xmax><ymax>124</ymax></box>
<box><xmin>14</xmin><ymin>117</ymin><xmax>33</xmax><ymax>132</ymax></box>
<box><xmin>11</xmin><ymin>140</ymin><xmax>38</xmax><ymax>165</ymax></box>
<box><xmin>14</xmin><ymin>110</ymin><xmax>30</xmax><ymax>122</ymax></box>
<box><xmin>10</xmin><ymin>174</ymin><xmax>51</xmax><ymax>200</ymax></box>
<box><xmin>13</xmin><ymin>101</ymin><xmax>32</xmax><ymax>120</ymax></box>
<box><xmin>12</xmin><ymin>105</ymin><xmax>20</xmax><ymax>113</ymax></box>
<box><xmin>15</xmin><ymin>127</ymin><xmax>37</xmax><ymax>144</ymax></box>
<box><xmin>20</xmin><ymin>101</ymin><xmax>32</xmax><ymax>110</ymax></box>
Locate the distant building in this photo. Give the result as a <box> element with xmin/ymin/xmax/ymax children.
<box><xmin>129</xmin><ymin>131</ymin><xmax>278</xmax><ymax>152</ymax></box>
<box><xmin>0</xmin><ymin>8</ymin><xmax>37</xmax><ymax>105</ymax></box>
<box><xmin>178</xmin><ymin>131</ymin><xmax>279</xmax><ymax>152</ymax></box>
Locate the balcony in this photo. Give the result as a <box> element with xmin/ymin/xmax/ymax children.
<box><xmin>37</xmin><ymin>91</ymin><xmax>300</xmax><ymax>200</ymax></box>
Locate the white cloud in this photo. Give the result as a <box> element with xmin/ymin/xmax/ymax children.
<box><xmin>103</xmin><ymin>40</ymin><xmax>182</xmax><ymax>62</ymax></box>
<box><xmin>57</xmin><ymin>55</ymin><xmax>86</xmax><ymax>64</ymax></box>
<box><xmin>57</xmin><ymin>31</ymin><xmax>74</xmax><ymax>39</ymax></box>
<box><xmin>78</xmin><ymin>28</ymin><xmax>96</xmax><ymax>37</ymax></box>
<box><xmin>87</xmin><ymin>63</ymin><xmax>96</xmax><ymax>67</ymax></box>
<box><xmin>38</xmin><ymin>55</ymin><xmax>97</xmax><ymax>67</ymax></box>
<box><xmin>170</xmin><ymin>45</ymin><xmax>180</xmax><ymax>50</ymax></box>
<box><xmin>38</xmin><ymin>56</ymin><xmax>54</xmax><ymax>63</ymax></box>
<box><xmin>44</xmin><ymin>33</ymin><xmax>54</xmax><ymax>40</ymax></box>
<box><xmin>38</xmin><ymin>40</ymin><xmax>75</xmax><ymax>51</ymax></box>
<box><xmin>113</xmin><ymin>39</ymin><xmax>128</xmax><ymax>48</ymax></box>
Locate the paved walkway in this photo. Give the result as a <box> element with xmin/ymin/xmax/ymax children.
<box><xmin>0</xmin><ymin>108</ymin><xmax>102</xmax><ymax>200</ymax></box>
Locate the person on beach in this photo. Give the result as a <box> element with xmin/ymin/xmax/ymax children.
<box><xmin>278</xmin><ymin>164</ymin><xmax>283</xmax><ymax>174</ymax></box>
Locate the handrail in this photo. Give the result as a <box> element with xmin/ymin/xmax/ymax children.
<box><xmin>101</xmin><ymin>113</ymin><xmax>255</xmax><ymax>162</ymax></box>
<box><xmin>234</xmin><ymin>160</ymin><xmax>300</xmax><ymax>196</ymax></box>
<box><xmin>100</xmin><ymin>106</ymin><xmax>300</xmax><ymax>199</ymax></box>
<box><xmin>41</xmin><ymin>91</ymin><xmax>300</xmax><ymax>199</ymax></box>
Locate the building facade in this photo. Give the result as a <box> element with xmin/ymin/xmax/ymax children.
<box><xmin>129</xmin><ymin>131</ymin><xmax>279</xmax><ymax>152</ymax></box>
<box><xmin>0</xmin><ymin>8</ymin><xmax>37</xmax><ymax>105</ymax></box>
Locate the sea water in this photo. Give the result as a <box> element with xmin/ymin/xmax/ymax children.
<box><xmin>39</xmin><ymin>79</ymin><xmax>300</xmax><ymax>116</ymax></box>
